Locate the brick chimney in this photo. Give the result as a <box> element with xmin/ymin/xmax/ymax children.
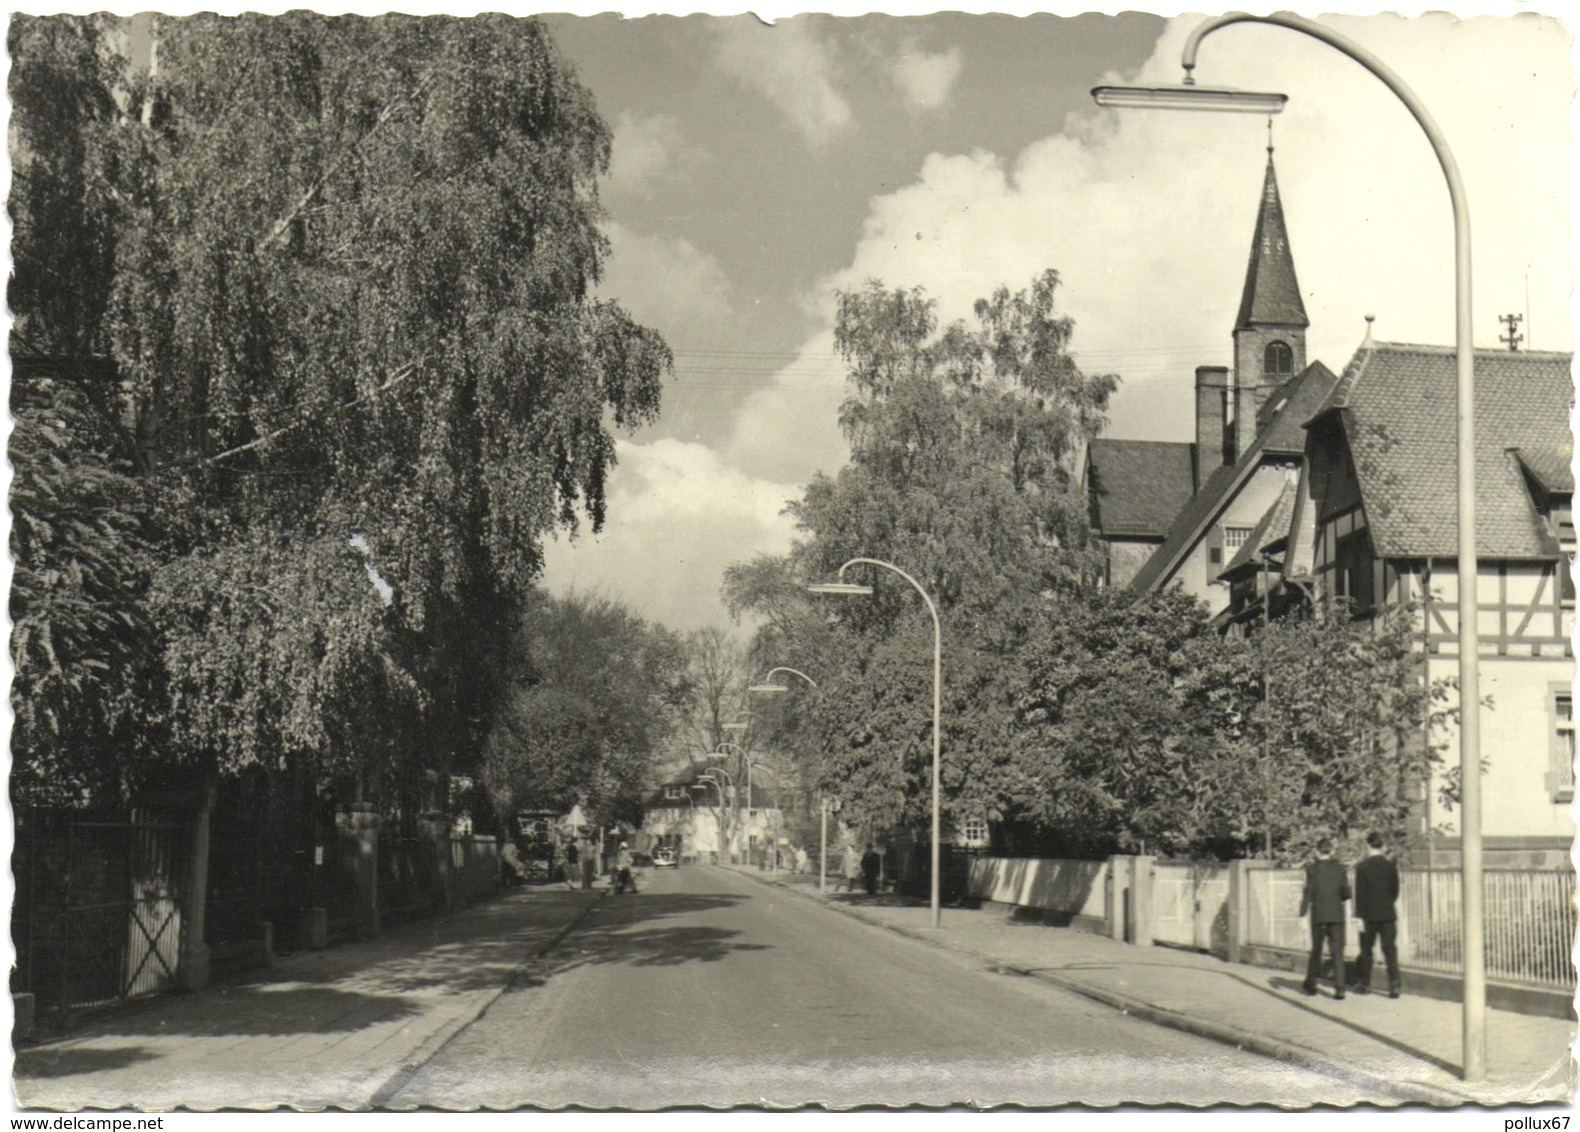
<box><xmin>1195</xmin><ymin>365</ymin><xmax>1232</xmax><ymax>491</ymax></box>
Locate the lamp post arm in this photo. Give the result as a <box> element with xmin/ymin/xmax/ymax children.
<box><xmin>766</xmin><ymin>666</ymin><xmax>819</xmax><ymax>689</ymax></box>
<box><xmin>1186</xmin><ymin>11</ymin><xmax>1481</xmax><ymax>1082</ymax></box>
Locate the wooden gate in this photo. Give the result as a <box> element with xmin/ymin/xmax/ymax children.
<box><xmin>14</xmin><ymin>809</ymin><xmax>190</xmax><ymax>1017</ymax></box>
<box><xmin>1152</xmin><ymin>860</ymin><xmax>1230</xmax><ymax>955</ymax></box>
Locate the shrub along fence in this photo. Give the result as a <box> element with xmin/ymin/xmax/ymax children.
<box><xmin>966</xmin><ymin>855</ymin><xmax>1575</xmax><ymax>1018</ymax></box>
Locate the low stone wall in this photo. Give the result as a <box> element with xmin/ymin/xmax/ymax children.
<box><xmin>966</xmin><ymin>857</ymin><xmax>1109</xmax><ymax>932</ymax></box>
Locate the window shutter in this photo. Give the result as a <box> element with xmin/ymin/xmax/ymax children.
<box><xmin>1206</xmin><ymin>526</ymin><xmax>1225</xmax><ymax>583</ymax></box>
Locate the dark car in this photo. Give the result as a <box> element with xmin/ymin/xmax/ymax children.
<box><xmin>652</xmin><ymin>847</ymin><xmax>679</xmax><ymax>868</ymax></box>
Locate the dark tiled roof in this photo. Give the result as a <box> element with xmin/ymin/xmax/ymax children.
<box><xmin>1129</xmin><ymin>361</ymin><xmax>1339</xmax><ymax>591</ymax></box>
<box><xmin>1312</xmin><ymin>342</ymin><xmax>1573</xmax><ymax>559</ymax></box>
<box><xmin>1512</xmin><ymin>446</ymin><xmax>1574</xmax><ymax>494</ymax></box>
<box><xmin>1086</xmin><ymin>439</ymin><xmax>1196</xmax><ymax>537</ymax></box>
<box><xmin>1256</xmin><ymin>361</ymin><xmax>1338</xmax><ymax>455</ymax></box>
<box><xmin>1222</xmin><ymin>480</ymin><xmax>1298</xmax><ymax>578</ymax></box>
<box><xmin>1235</xmin><ymin>155</ymin><xmax>1310</xmax><ymax>332</ymax></box>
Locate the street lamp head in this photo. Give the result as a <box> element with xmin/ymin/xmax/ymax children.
<box><xmin>748</xmin><ymin>682</ymin><xmax>790</xmax><ymax>695</ymax></box>
<box><xmin>807</xmin><ymin>581</ymin><xmax>875</xmax><ymax>596</ymax></box>
<box><xmin>722</xmin><ymin>721</ymin><xmax>748</xmax><ymax>732</ymax></box>
<box><xmin>1091</xmin><ymin>83</ymin><xmax>1288</xmax><ymax>115</ymax></box>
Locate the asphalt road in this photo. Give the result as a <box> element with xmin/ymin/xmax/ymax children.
<box><xmin>386</xmin><ymin>864</ymin><xmax>1372</xmax><ymax>1109</ymax></box>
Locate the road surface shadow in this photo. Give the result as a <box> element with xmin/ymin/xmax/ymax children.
<box><xmin>518</xmin><ymin>891</ymin><xmax>769</xmax><ymax>984</ymax></box>
<box><xmin>14</xmin><ymin>1045</ymin><xmax>161</xmax><ymax>1079</ymax></box>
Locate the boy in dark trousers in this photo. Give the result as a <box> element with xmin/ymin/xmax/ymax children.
<box><xmin>1299</xmin><ymin>837</ymin><xmax>1352</xmax><ymax>1000</ymax></box>
<box><xmin>1353</xmin><ymin>831</ymin><xmax>1402</xmax><ymax>998</ymax></box>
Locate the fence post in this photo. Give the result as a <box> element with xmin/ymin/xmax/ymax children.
<box><xmin>339</xmin><ymin>803</ymin><xmax>380</xmax><ymax>938</ymax></box>
<box><xmin>419</xmin><ymin>813</ymin><xmax>453</xmax><ymax>914</ymax></box>
<box><xmin>1227</xmin><ymin>859</ymin><xmax>1246</xmax><ymax>965</ymax></box>
<box><xmin>1107</xmin><ymin>855</ymin><xmax>1130</xmax><ymax>941</ymax></box>
<box><xmin>180</xmin><ymin>781</ymin><xmax>216</xmax><ymax>992</ymax></box>
<box><xmin>1129</xmin><ymin>856</ymin><xmax>1155</xmax><ymax>947</ymax></box>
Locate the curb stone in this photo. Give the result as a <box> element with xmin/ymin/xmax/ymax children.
<box><xmin>368</xmin><ymin>890</ymin><xmax>609</xmax><ymax>1108</ymax></box>
<box><xmin>725</xmin><ymin>866</ymin><xmax>1472</xmax><ymax>1107</ymax></box>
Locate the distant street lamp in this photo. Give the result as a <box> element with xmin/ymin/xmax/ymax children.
<box><xmin>705</xmin><ymin>765</ymin><xmax>737</xmax><ymax>863</ymax></box>
<box><xmin>748</xmin><ymin>667</ymin><xmax>819</xmax><ymax>695</ymax></box>
<box><xmin>810</xmin><ymin>557</ymin><xmax>944</xmax><ymax>929</ymax></box>
<box><xmin>1093</xmin><ymin>11</ymin><xmax>1484</xmax><ymax>1080</ymax></box>
<box><xmin>749</xmin><ymin>667</ymin><xmax>821</xmax><ymax>882</ymax></box>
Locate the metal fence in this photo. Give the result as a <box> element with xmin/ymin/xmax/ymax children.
<box><xmin>13</xmin><ymin>809</ymin><xmax>191</xmax><ymax>1018</ymax></box>
<box><xmin>1245</xmin><ymin>865</ymin><xmax>1576</xmax><ymax>990</ymax></box>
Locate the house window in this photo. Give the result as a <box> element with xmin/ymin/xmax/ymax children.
<box><xmin>1550</xmin><ymin>690</ymin><xmax>1575</xmax><ymax>803</ymax></box>
<box><xmin>1222</xmin><ymin>526</ymin><xmax>1254</xmax><ymax>553</ymax></box>
<box><xmin>959</xmin><ymin>817</ymin><xmax>989</xmax><ymax>845</ymax></box>
<box><xmin>1333</xmin><ymin>528</ymin><xmax>1376</xmax><ymax>613</ymax></box>
<box><xmin>1264</xmin><ymin>341</ymin><xmax>1294</xmax><ymax>378</ymax></box>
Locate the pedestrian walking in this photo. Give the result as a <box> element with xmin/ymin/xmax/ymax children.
<box><xmin>861</xmin><ymin>844</ymin><xmax>881</xmax><ymax>896</ymax></box>
<box><xmin>1353</xmin><ymin>831</ymin><xmax>1402</xmax><ymax>998</ymax></box>
<box><xmin>842</xmin><ymin>844</ymin><xmax>862</xmax><ymax>892</ymax></box>
<box><xmin>500</xmin><ymin>838</ymin><xmax>529</xmax><ymax>887</ymax></box>
<box><xmin>1299</xmin><ymin>836</ymin><xmax>1352</xmax><ymax>1000</ymax></box>
<box><xmin>795</xmin><ymin>845</ymin><xmax>809</xmax><ymax>875</ymax></box>
<box><xmin>564</xmin><ymin>838</ymin><xmax>580</xmax><ymax>891</ymax></box>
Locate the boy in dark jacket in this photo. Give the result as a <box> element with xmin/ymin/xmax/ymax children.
<box><xmin>1353</xmin><ymin>831</ymin><xmax>1402</xmax><ymax>997</ymax></box>
<box><xmin>1299</xmin><ymin>837</ymin><xmax>1352</xmax><ymax>999</ymax></box>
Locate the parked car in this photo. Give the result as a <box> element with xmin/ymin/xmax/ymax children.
<box><xmin>652</xmin><ymin>847</ymin><xmax>679</xmax><ymax>868</ymax></box>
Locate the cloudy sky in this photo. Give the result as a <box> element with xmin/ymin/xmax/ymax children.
<box><xmin>526</xmin><ymin>7</ymin><xmax>1575</xmax><ymax>634</ymax></box>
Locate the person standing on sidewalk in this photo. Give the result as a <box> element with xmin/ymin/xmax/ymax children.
<box><xmin>842</xmin><ymin>844</ymin><xmax>862</xmax><ymax>892</ymax></box>
<box><xmin>1353</xmin><ymin>831</ymin><xmax>1402</xmax><ymax>998</ymax></box>
<box><xmin>1299</xmin><ymin>837</ymin><xmax>1351</xmax><ymax>1000</ymax></box>
<box><xmin>861</xmin><ymin>844</ymin><xmax>881</xmax><ymax>896</ymax></box>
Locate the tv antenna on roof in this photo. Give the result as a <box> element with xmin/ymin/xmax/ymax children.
<box><xmin>1498</xmin><ymin>313</ymin><xmax>1523</xmax><ymax>353</ymax></box>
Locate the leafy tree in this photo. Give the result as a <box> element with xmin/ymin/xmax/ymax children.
<box><xmin>481</xmin><ymin>591</ymin><xmax>691</xmax><ymax>825</ymax></box>
<box><xmin>8</xmin><ymin>14</ymin><xmax>671</xmax><ymax>810</ymax></box>
<box><xmin>726</xmin><ymin>272</ymin><xmax>1118</xmax><ymax>838</ymax></box>
<box><xmin>9</xmin><ymin>365</ymin><xmax>156</xmax><ymax>806</ymax></box>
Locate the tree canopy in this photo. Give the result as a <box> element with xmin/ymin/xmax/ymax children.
<box><xmin>9</xmin><ymin>14</ymin><xmax>671</xmax><ymax>809</ymax></box>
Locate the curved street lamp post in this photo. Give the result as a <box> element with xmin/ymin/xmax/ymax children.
<box><xmin>810</xmin><ymin>557</ymin><xmax>944</xmax><ymax>929</ymax></box>
<box><xmin>1093</xmin><ymin>12</ymin><xmax>1483</xmax><ymax>1079</ymax></box>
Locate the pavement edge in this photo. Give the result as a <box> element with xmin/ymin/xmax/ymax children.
<box><xmin>725</xmin><ymin>866</ymin><xmax>1474</xmax><ymax>1108</ymax></box>
<box><xmin>367</xmin><ymin>890</ymin><xmax>610</xmax><ymax>1109</ymax></box>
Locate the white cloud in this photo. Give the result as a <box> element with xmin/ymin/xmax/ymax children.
<box><xmin>607</xmin><ymin>111</ymin><xmax>702</xmax><ymax>198</ymax></box>
<box><xmin>540</xmin><ymin>438</ymin><xmax>802</xmax><ymax>633</ymax></box>
<box><xmin>889</xmin><ymin>47</ymin><xmax>961</xmax><ymax>113</ymax></box>
<box><xmin>714</xmin><ymin>18</ymin><xmax>852</xmax><ymax>148</ymax></box>
<box><xmin>817</xmin><ymin>12</ymin><xmax>1573</xmax><ymax>443</ymax></box>
<box><xmin>598</xmin><ymin>221</ymin><xmax>734</xmax><ymax>345</ymax></box>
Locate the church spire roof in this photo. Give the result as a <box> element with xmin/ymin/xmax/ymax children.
<box><xmin>1235</xmin><ymin>150</ymin><xmax>1309</xmax><ymax>331</ymax></box>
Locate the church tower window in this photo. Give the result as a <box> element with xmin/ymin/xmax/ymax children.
<box><xmin>1264</xmin><ymin>340</ymin><xmax>1294</xmax><ymax>378</ymax></box>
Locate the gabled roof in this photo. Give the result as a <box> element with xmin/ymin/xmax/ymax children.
<box><xmin>642</xmin><ymin>771</ymin><xmax>780</xmax><ymax>812</ymax></box>
<box><xmin>1235</xmin><ymin>153</ymin><xmax>1309</xmax><ymax>332</ymax></box>
<box><xmin>1309</xmin><ymin>342</ymin><xmax>1573</xmax><ymax>559</ymax></box>
<box><xmin>1255</xmin><ymin>361</ymin><xmax>1338</xmax><ymax>455</ymax></box>
<box><xmin>1086</xmin><ymin>438</ymin><xmax>1196</xmax><ymax>537</ymax></box>
<box><xmin>1222</xmin><ymin>480</ymin><xmax>1298</xmax><ymax>579</ymax></box>
<box><xmin>1130</xmin><ymin>361</ymin><xmax>1340</xmax><ymax>592</ymax></box>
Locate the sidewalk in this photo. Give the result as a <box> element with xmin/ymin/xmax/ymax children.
<box><xmin>13</xmin><ymin>886</ymin><xmax>604</xmax><ymax>1112</ymax></box>
<box><xmin>731</xmin><ymin>865</ymin><xmax>1576</xmax><ymax>1107</ymax></box>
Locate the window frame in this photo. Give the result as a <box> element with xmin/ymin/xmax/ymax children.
<box><xmin>1548</xmin><ymin>683</ymin><xmax>1575</xmax><ymax>804</ymax></box>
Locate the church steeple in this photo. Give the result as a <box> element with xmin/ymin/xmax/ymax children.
<box><xmin>1235</xmin><ymin>148</ymin><xmax>1308</xmax><ymax>332</ymax></box>
<box><xmin>1230</xmin><ymin>145</ymin><xmax>1308</xmax><ymax>460</ymax></box>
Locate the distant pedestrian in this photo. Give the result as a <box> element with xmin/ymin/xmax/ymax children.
<box><xmin>795</xmin><ymin>846</ymin><xmax>809</xmax><ymax>875</ymax></box>
<box><xmin>1353</xmin><ymin>832</ymin><xmax>1402</xmax><ymax>998</ymax></box>
<box><xmin>861</xmin><ymin>844</ymin><xmax>881</xmax><ymax>896</ymax></box>
<box><xmin>1299</xmin><ymin>837</ymin><xmax>1352</xmax><ymax>1000</ymax></box>
<box><xmin>564</xmin><ymin>839</ymin><xmax>580</xmax><ymax>891</ymax></box>
<box><xmin>578</xmin><ymin>836</ymin><xmax>597</xmax><ymax>890</ymax></box>
<box><xmin>842</xmin><ymin>845</ymin><xmax>862</xmax><ymax>892</ymax></box>
<box><xmin>500</xmin><ymin>839</ymin><xmax>529</xmax><ymax>887</ymax></box>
